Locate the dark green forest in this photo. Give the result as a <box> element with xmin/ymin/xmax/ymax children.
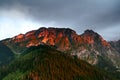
<box><xmin>0</xmin><ymin>45</ymin><xmax>119</xmax><ymax>80</ymax></box>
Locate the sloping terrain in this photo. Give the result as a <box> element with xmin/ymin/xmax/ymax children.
<box><xmin>3</xmin><ymin>27</ymin><xmax>120</xmax><ymax>71</ymax></box>
<box><xmin>0</xmin><ymin>45</ymin><xmax>117</xmax><ymax>80</ymax></box>
<box><xmin>110</xmin><ymin>40</ymin><xmax>120</xmax><ymax>53</ymax></box>
<box><xmin>0</xmin><ymin>41</ymin><xmax>14</xmax><ymax>66</ymax></box>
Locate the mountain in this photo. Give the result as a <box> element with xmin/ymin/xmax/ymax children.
<box><xmin>4</xmin><ymin>27</ymin><xmax>81</xmax><ymax>52</ymax></box>
<box><xmin>3</xmin><ymin>27</ymin><xmax>110</xmax><ymax>51</ymax></box>
<box><xmin>0</xmin><ymin>27</ymin><xmax>120</xmax><ymax>79</ymax></box>
<box><xmin>2</xmin><ymin>27</ymin><xmax>120</xmax><ymax>71</ymax></box>
<box><xmin>72</xmin><ymin>30</ymin><xmax>120</xmax><ymax>71</ymax></box>
<box><xmin>110</xmin><ymin>40</ymin><xmax>120</xmax><ymax>53</ymax></box>
<box><xmin>0</xmin><ymin>45</ymin><xmax>117</xmax><ymax>80</ymax></box>
<box><xmin>0</xmin><ymin>40</ymin><xmax>14</xmax><ymax>66</ymax></box>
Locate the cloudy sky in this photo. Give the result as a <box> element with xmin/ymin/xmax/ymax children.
<box><xmin>0</xmin><ymin>0</ymin><xmax>120</xmax><ymax>41</ymax></box>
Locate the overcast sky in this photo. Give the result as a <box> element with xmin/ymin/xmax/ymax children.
<box><xmin>0</xmin><ymin>0</ymin><xmax>120</xmax><ymax>41</ymax></box>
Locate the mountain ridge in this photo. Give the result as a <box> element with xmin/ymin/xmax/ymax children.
<box><xmin>6</xmin><ymin>28</ymin><xmax>110</xmax><ymax>49</ymax></box>
<box><xmin>1</xmin><ymin>27</ymin><xmax>120</xmax><ymax>72</ymax></box>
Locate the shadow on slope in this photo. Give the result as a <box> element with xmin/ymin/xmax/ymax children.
<box><xmin>0</xmin><ymin>45</ymin><xmax>118</xmax><ymax>80</ymax></box>
<box><xmin>0</xmin><ymin>41</ymin><xmax>14</xmax><ymax>66</ymax></box>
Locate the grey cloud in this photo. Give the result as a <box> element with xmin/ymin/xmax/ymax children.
<box><xmin>0</xmin><ymin>0</ymin><xmax>120</xmax><ymax>40</ymax></box>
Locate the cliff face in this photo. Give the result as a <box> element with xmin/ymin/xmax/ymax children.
<box><xmin>81</xmin><ymin>30</ymin><xmax>110</xmax><ymax>47</ymax></box>
<box><xmin>3</xmin><ymin>27</ymin><xmax>120</xmax><ymax>71</ymax></box>
<box><xmin>109</xmin><ymin>40</ymin><xmax>120</xmax><ymax>53</ymax></box>
<box><xmin>8</xmin><ymin>27</ymin><xmax>82</xmax><ymax>51</ymax></box>
<box><xmin>6</xmin><ymin>28</ymin><xmax>110</xmax><ymax>51</ymax></box>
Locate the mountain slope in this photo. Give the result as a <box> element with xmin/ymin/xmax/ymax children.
<box><xmin>2</xmin><ymin>27</ymin><xmax>120</xmax><ymax>71</ymax></box>
<box><xmin>72</xmin><ymin>30</ymin><xmax>120</xmax><ymax>71</ymax></box>
<box><xmin>0</xmin><ymin>41</ymin><xmax>14</xmax><ymax>66</ymax></box>
<box><xmin>110</xmin><ymin>40</ymin><xmax>120</xmax><ymax>53</ymax></box>
<box><xmin>0</xmin><ymin>45</ymin><xmax>117</xmax><ymax>80</ymax></box>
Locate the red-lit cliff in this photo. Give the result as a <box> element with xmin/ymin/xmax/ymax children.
<box><xmin>3</xmin><ymin>27</ymin><xmax>120</xmax><ymax>71</ymax></box>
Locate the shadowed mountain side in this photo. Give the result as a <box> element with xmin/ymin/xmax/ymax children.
<box><xmin>110</xmin><ymin>40</ymin><xmax>120</xmax><ymax>53</ymax></box>
<box><xmin>0</xmin><ymin>41</ymin><xmax>14</xmax><ymax>66</ymax></box>
<box><xmin>0</xmin><ymin>45</ymin><xmax>117</xmax><ymax>80</ymax></box>
<box><xmin>3</xmin><ymin>27</ymin><xmax>120</xmax><ymax>71</ymax></box>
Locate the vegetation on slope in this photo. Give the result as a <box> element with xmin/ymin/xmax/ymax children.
<box><xmin>0</xmin><ymin>45</ymin><xmax>118</xmax><ymax>80</ymax></box>
<box><xmin>0</xmin><ymin>41</ymin><xmax>14</xmax><ymax>66</ymax></box>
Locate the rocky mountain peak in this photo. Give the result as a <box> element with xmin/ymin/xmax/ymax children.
<box><xmin>3</xmin><ymin>27</ymin><xmax>120</xmax><ymax>71</ymax></box>
<box><xmin>81</xmin><ymin>29</ymin><xmax>110</xmax><ymax>47</ymax></box>
<box><xmin>7</xmin><ymin>28</ymin><xmax>111</xmax><ymax>50</ymax></box>
<box><xmin>84</xmin><ymin>29</ymin><xmax>96</xmax><ymax>34</ymax></box>
<box><xmin>8</xmin><ymin>27</ymin><xmax>79</xmax><ymax>50</ymax></box>
<box><xmin>82</xmin><ymin>29</ymin><xmax>100</xmax><ymax>38</ymax></box>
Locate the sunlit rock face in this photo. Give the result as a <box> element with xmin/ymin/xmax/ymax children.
<box><xmin>9</xmin><ymin>27</ymin><xmax>85</xmax><ymax>51</ymax></box>
<box><xmin>11</xmin><ymin>28</ymin><xmax>110</xmax><ymax>50</ymax></box>
<box><xmin>3</xmin><ymin>27</ymin><xmax>120</xmax><ymax>71</ymax></box>
<box><xmin>81</xmin><ymin>29</ymin><xmax>110</xmax><ymax>47</ymax></box>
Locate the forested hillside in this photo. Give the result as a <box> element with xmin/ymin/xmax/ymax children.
<box><xmin>0</xmin><ymin>45</ymin><xmax>117</xmax><ymax>80</ymax></box>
